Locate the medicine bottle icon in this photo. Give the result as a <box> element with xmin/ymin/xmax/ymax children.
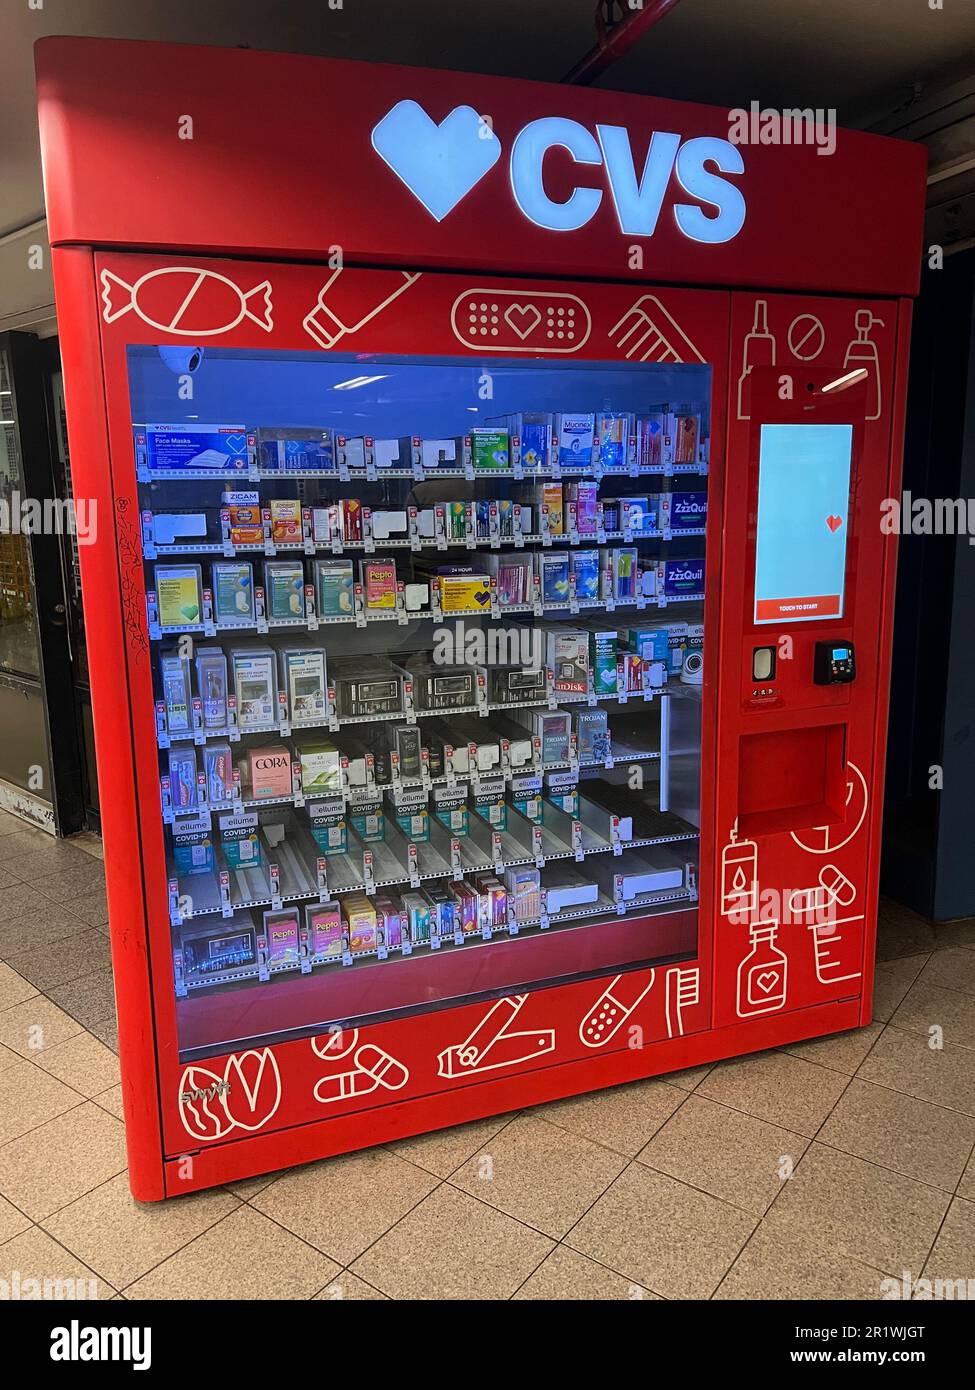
<box><xmin>737</xmin><ymin>300</ymin><xmax>776</xmax><ymax>421</ymax></box>
<box><xmin>737</xmin><ymin>923</ymin><xmax>788</xmax><ymax>1017</ymax></box>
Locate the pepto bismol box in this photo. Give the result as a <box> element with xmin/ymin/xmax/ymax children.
<box><xmin>668</xmin><ymin>492</ymin><xmax>708</xmax><ymax>531</ymax></box>
<box><xmin>134</xmin><ymin>424</ymin><xmax>253</xmax><ymax>473</ymax></box>
<box><xmin>663</xmin><ymin>558</ymin><xmax>705</xmax><ymax>597</ymax></box>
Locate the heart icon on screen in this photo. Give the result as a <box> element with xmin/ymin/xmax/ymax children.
<box><xmin>755</xmin><ymin>971</ymin><xmax>780</xmax><ymax>994</ymax></box>
<box><xmin>826</xmin><ymin>514</ymin><xmax>843</xmax><ymax>533</ymax></box>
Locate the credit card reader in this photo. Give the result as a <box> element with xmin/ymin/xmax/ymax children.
<box><xmin>814</xmin><ymin>641</ymin><xmax>856</xmax><ymax>685</ymax></box>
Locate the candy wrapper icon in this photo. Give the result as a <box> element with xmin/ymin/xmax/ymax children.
<box><xmin>100</xmin><ymin>266</ymin><xmax>273</xmax><ymax>336</ymax></box>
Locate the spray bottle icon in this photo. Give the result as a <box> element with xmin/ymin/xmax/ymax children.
<box><xmin>843</xmin><ymin>311</ymin><xmax>883</xmax><ymax>421</ymax></box>
<box><xmin>737</xmin><ymin>300</ymin><xmax>776</xmax><ymax>421</ymax></box>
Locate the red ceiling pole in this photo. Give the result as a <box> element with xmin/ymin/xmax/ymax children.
<box><xmin>562</xmin><ymin>0</ymin><xmax>684</xmax><ymax>86</ymax></box>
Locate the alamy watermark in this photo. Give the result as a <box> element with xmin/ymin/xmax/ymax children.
<box><xmin>728</xmin><ymin>101</ymin><xmax>837</xmax><ymax>157</ymax></box>
<box><xmin>0</xmin><ymin>491</ymin><xmax>96</xmax><ymax>545</ymax></box>
<box><xmin>881</xmin><ymin>492</ymin><xmax>975</xmax><ymax>544</ymax></box>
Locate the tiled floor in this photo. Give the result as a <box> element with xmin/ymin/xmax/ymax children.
<box><xmin>1</xmin><ymin>807</ymin><xmax>974</xmax><ymax>1300</ymax></box>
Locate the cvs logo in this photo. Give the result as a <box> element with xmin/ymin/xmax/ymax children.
<box><xmin>371</xmin><ymin>101</ymin><xmax>746</xmax><ymax>244</ymax></box>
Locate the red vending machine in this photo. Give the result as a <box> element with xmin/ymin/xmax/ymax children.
<box><xmin>36</xmin><ymin>38</ymin><xmax>926</xmax><ymax>1199</ymax></box>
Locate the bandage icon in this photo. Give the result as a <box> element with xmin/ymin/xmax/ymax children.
<box><xmin>608</xmin><ymin>294</ymin><xmax>705</xmax><ymax>364</ymax></box>
<box><xmin>303</xmin><ymin>269</ymin><xmax>421</xmax><ymax>350</ymax></box>
<box><xmin>450</xmin><ymin>289</ymin><xmax>592</xmax><ymax>354</ymax></box>
<box><xmin>579</xmin><ymin>971</ymin><xmax>655</xmax><ymax>1048</ymax></box>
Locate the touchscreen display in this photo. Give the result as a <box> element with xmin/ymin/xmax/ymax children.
<box><xmin>754</xmin><ymin>423</ymin><xmax>853</xmax><ymax>624</ymax></box>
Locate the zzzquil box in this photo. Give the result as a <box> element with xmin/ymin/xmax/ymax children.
<box><xmin>134</xmin><ymin>424</ymin><xmax>252</xmax><ymax>473</ymax></box>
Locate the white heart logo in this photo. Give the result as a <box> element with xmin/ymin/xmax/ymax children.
<box><xmin>504</xmin><ymin>303</ymin><xmax>542</xmax><ymax>340</ymax></box>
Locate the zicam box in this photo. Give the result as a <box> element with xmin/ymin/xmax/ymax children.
<box><xmin>134</xmin><ymin>424</ymin><xmax>252</xmax><ymax>473</ymax></box>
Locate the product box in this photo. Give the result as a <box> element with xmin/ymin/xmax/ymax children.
<box><xmin>573</xmin><ymin>708</ymin><xmax>610</xmax><ymax>762</ymax></box>
<box><xmin>471</xmin><ymin>871</ymin><xmax>507</xmax><ymax>928</ymax></box>
<box><xmin>360</xmin><ymin>557</ymin><xmax>397</xmax><ymax>610</ymax></box>
<box><xmin>539</xmin><ymin>551</ymin><xmax>570</xmax><ymax>604</ymax></box>
<box><xmin>434</xmin><ymin>568</ymin><xmax>491</xmax><ymax>614</ymax></box>
<box><xmin>160</xmin><ymin>650</ymin><xmax>193</xmax><ymax>733</ymax></box>
<box><xmin>546</xmin><ymin>770</ymin><xmax>580</xmax><ymax>815</ymax></box>
<box><xmin>154</xmin><ymin>564</ymin><xmax>203</xmax><ymax>628</ymax></box>
<box><xmin>389</xmin><ymin>788</ymin><xmax>429</xmax><ymax>843</ymax></box>
<box><xmin>505</xmin><ymin>865</ymin><xmax>541</xmax><ymax>920</ymax></box>
<box><xmin>373</xmin><ymin>895</ymin><xmax>403</xmax><ymax>951</ymax></box>
<box><xmin>180</xmin><ymin>919</ymin><xmax>258</xmax><ymax>984</ymax></box>
<box><xmin>294</xmin><ymin>738</ymin><xmax>341</xmax><ymax>793</ymax></box>
<box><xmin>342</xmin><ymin>895</ymin><xmax>378</xmax><ymax>953</ymax></box>
<box><xmin>471</xmin><ymin>778</ymin><xmax>507</xmax><ymax>831</ymax></box>
<box><xmin>425</xmin><ymin>888</ymin><xmax>457</xmax><ymax>938</ymax></box>
<box><xmin>571</xmin><ymin>549</ymin><xmax>600</xmax><ymax>601</ymax></box>
<box><xmin>488</xmin><ymin>412</ymin><xmax>552</xmax><ymax>472</ymax></box>
<box><xmin>308</xmin><ymin>799</ymin><xmax>348</xmax><ymax>856</ymax></box>
<box><xmin>258</xmin><ymin>427</ymin><xmax>334</xmax><ymax>474</ymax></box>
<box><xmin>339</xmin><ymin>498</ymin><xmax>363</xmax><ymax>542</ymax></box>
<box><xmin>515</xmin><ymin>709</ymin><xmax>571</xmax><ymax>764</ymax></box>
<box><xmin>668</xmin><ymin>491</ymin><xmax>708</xmax><ymax>531</ymax></box>
<box><xmin>230</xmin><ymin>646</ymin><xmax>276</xmax><ymax>729</ymax></box>
<box><xmin>663</xmin><ymin>557</ymin><xmax>705</xmax><ymax>597</ymax></box>
<box><xmin>637</xmin><ymin>413</ymin><xmax>666</xmax><ymax>469</ymax></box>
<box><xmin>401</xmin><ymin>891</ymin><xmax>431</xmax><ymax>943</ymax></box>
<box><xmin>671</xmin><ymin>412</ymin><xmax>701</xmax><ymax>466</ymax></box>
<box><xmin>168</xmin><ymin>748</ymin><xmax>196</xmax><ymax>811</ymax></box>
<box><xmin>470</xmin><ymin>429</ymin><xmax>509</xmax><ymax>471</ymax></box>
<box><xmin>545</xmin><ymin>627</ymin><xmax>589</xmax><ymax>694</ymax></box>
<box><xmin>541</xmin><ymin>482</ymin><xmax>564</xmax><ymax>535</ymax></box>
<box><xmin>216</xmin><ymin>811</ymin><xmax>260</xmax><ymax>861</ymax></box>
<box><xmin>195</xmin><ymin>647</ymin><xmax>228</xmax><ymax>730</ymax></box>
<box><xmin>212</xmin><ymin>561</ymin><xmax>255</xmax><ymax>624</ymax></box>
<box><xmin>223</xmin><ymin>490</ymin><xmax>263</xmax><ymax>546</ymax></box>
<box><xmin>610</xmin><ymin>547</ymin><xmax>639</xmax><ymax>601</ymax></box>
<box><xmin>269</xmin><ymin>499</ymin><xmax>302</xmax><ymax>545</ymax></box>
<box><xmin>589</xmin><ymin>628</ymin><xmax>619</xmax><ymax>697</ymax></box>
<box><xmin>392</xmin><ymin>725</ymin><xmax>423</xmax><ymax>780</ymax></box>
<box><xmin>449</xmin><ymin>882</ymin><xmax>479</xmax><ymax>934</ymax></box>
<box><xmin>486</xmin><ymin>554</ymin><xmax>532</xmax><ymax>607</ymax></box>
<box><xmin>628</xmin><ymin>621</ymin><xmax>687</xmax><ymax>674</ymax></box>
<box><xmin>262</xmin><ymin>908</ymin><xmax>301</xmax><ymax>968</ymax></box>
<box><xmin>246</xmin><ymin>746</ymin><xmax>292</xmax><ymax>800</ymax></box>
<box><xmin>264</xmin><ymin>560</ymin><xmax>305</xmax><ymax>619</ymax></box>
<box><xmin>203</xmin><ymin>743</ymin><xmax>234</xmax><ymax>803</ymax></box>
<box><xmin>566</xmin><ymin>479</ymin><xmax>598</xmax><ymax>534</ymax></box>
<box><xmin>314</xmin><ymin>557</ymin><xmax>354</xmax><ymax>617</ymax></box>
<box><xmin>432</xmin><ymin>786</ymin><xmax>469</xmax><ymax>836</ymax></box>
<box><xmin>279</xmin><ymin>648</ymin><xmax>327</xmax><ymax>724</ymax></box>
<box><xmin>618</xmin><ymin>496</ymin><xmax>652</xmax><ymax>534</ymax></box>
<box><xmin>134</xmin><ymin>424</ymin><xmax>252</xmax><ymax>474</ymax></box>
<box><xmin>348</xmin><ymin>794</ymin><xmax>385</xmax><ymax>843</ymax></box>
<box><xmin>172</xmin><ymin>810</ymin><xmax>214</xmax><ymax>877</ymax></box>
<box><xmin>596</xmin><ymin>414</ymin><xmax>632</xmax><ymax>471</ymax></box>
<box><xmin>510</xmin><ymin>773</ymin><xmax>544</xmax><ymax>824</ymax></box>
<box><xmin>554</xmin><ymin>413</ymin><xmax>595</xmax><ymax>468</ymax></box>
<box><xmin>304</xmin><ymin>901</ymin><xmax>344</xmax><ymax>959</ymax></box>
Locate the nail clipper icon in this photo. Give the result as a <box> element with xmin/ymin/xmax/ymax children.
<box><xmin>437</xmin><ymin>995</ymin><xmax>555</xmax><ymax>1078</ymax></box>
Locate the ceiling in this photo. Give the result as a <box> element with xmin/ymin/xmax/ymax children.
<box><xmin>4</xmin><ymin>0</ymin><xmax>975</xmax><ymax>332</ymax></box>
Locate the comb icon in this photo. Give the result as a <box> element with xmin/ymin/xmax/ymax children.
<box><xmin>609</xmin><ymin>294</ymin><xmax>705</xmax><ymax>364</ymax></box>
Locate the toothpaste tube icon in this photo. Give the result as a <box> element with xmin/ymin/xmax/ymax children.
<box><xmin>303</xmin><ymin>268</ymin><xmax>421</xmax><ymax>350</ymax></box>
<box><xmin>100</xmin><ymin>265</ymin><xmax>273</xmax><ymax>336</ymax></box>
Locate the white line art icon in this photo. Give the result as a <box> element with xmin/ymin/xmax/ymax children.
<box><xmin>579</xmin><ymin>971</ymin><xmax>655</xmax><ymax>1048</ymax></box>
<box><xmin>302</xmin><ymin>268</ymin><xmax>422</xmax><ymax>350</ymax></box>
<box><xmin>608</xmin><ymin>294</ymin><xmax>705</xmax><ymax>363</ymax></box>
<box><xmin>736</xmin><ymin>299</ymin><xmax>776</xmax><ymax>420</ymax></box>
<box><xmin>100</xmin><ymin>266</ymin><xmax>273</xmax><ymax>336</ymax></box>
<box><xmin>720</xmin><ymin>822</ymin><xmax>759</xmax><ymax>917</ymax></box>
<box><xmin>450</xmin><ymin>288</ymin><xmax>591</xmax><ymax>354</ymax></box>
<box><xmin>787</xmin><ymin>312</ymin><xmax>826</xmax><ymax>362</ymax></box>
<box><xmin>791</xmin><ymin>761</ymin><xmax>868</xmax><ymax>856</ymax></box>
<box><xmin>437</xmin><ymin>995</ymin><xmax>555</xmax><ymax>1077</ymax></box>
<box><xmin>786</xmin><ymin>863</ymin><xmax>857</xmax><ymax>918</ymax></box>
<box><xmin>178</xmin><ymin>1048</ymin><xmax>282</xmax><ymax>1141</ymax></box>
<box><xmin>665</xmin><ymin>966</ymin><xmax>700</xmax><ymax>1038</ymax></box>
<box><xmin>808</xmin><ymin>915</ymin><xmax>864</xmax><ymax>985</ymax></box>
<box><xmin>736</xmin><ymin>921</ymin><xmax>788</xmax><ymax>1018</ymax></box>
<box><xmin>842</xmin><ymin>310</ymin><xmax>884</xmax><ymax>421</ymax></box>
<box><xmin>311</xmin><ymin>1028</ymin><xmax>409</xmax><ymax>1105</ymax></box>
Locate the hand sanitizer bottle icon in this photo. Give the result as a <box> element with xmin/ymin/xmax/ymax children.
<box><xmin>737</xmin><ymin>300</ymin><xmax>776</xmax><ymax>421</ymax></box>
<box><xmin>737</xmin><ymin>922</ymin><xmax>788</xmax><ymax>1017</ymax></box>
<box><xmin>843</xmin><ymin>310</ymin><xmax>883</xmax><ymax>421</ymax></box>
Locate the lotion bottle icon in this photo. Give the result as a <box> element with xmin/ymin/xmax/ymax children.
<box><xmin>843</xmin><ymin>310</ymin><xmax>883</xmax><ymax>420</ymax></box>
<box><xmin>737</xmin><ymin>300</ymin><xmax>776</xmax><ymax>421</ymax></box>
<box><xmin>737</xmin><ymin>923</ymin><xmax>788</xmax><ymax>1017</ymax></box>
